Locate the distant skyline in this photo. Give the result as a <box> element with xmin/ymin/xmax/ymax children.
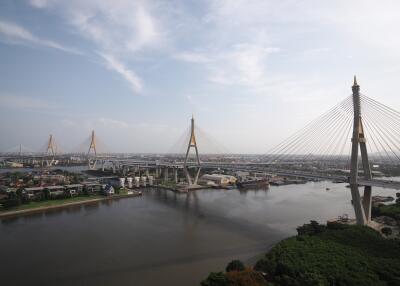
<box><xmin>1</xmin><ymin>0</ymin><xmax>400</xmax><ymax>153</ymax></box>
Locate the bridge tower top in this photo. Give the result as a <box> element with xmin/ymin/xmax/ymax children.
<box><xmin>46</xmin><ymin>134</ymin><xmax>56</xmax><ymax>156</ymax></box>
<box><xmin>352</xmin><ymin>75</ymin><xmax>361</xmax><ymax>115</ymax></box>
<box><xmin>88</xmin><ymin>130</ymin><xmax>97</xmax><ymax>156</ymax></box>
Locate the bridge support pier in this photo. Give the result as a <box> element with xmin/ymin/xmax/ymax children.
<box><xmin>164</xmin><ymin>167</ymin><xmax>169</xmax><ymax>182</ymax></box>
<box><xmin>362</xmin><ymin>186</ymin><xmax>372</xmax><ymax>223</ymax></box>
<box><xmin>174</xmin><ymin>168</ymin><xmax>178</xmax><ymax>183</ymax></box>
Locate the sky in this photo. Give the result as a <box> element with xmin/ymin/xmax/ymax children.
<box><xmin>1</xmin><ymin>0</ymin><xmax>400</xmax><ymax>154</ymax></box>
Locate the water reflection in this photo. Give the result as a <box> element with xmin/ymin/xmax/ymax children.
<box><xmin>1</xmin><ymin>216</ymin><xmax>21</xmax><ymax>225</ymax></box>
<box><xmin>44</xmin><ymin>208</ymin><xmax>63</xmax><ymax>218</ymax></box>
<box><xmin>23</xmin><ymin>211</ymin><xmax>44</xmax><ymax>221</ymax></box>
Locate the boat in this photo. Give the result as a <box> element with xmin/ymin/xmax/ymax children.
<box><xmin>236</xmin><ymin>178</ymin><xmax>269</xmax><ymax>189</ymax></box>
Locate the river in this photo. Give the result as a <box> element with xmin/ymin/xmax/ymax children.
<box><xmin>0</xmin><ymin>182</ymin><xmax>398</xmax><ymax>286</ymax></box>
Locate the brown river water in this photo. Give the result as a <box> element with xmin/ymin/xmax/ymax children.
<box><xmin>1</xmin><ymin>182</ymin><xmax>398</xmax><ymax>286</ymax></box>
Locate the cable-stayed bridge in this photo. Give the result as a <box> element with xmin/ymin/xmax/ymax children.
<box><xmin>88</xmin><ymin>77</ymin><xmax>400</xmax><ymax>225</ymax></box>
<box><xmin>2</xmin><ymin>77</ymin><xmax>400</xmax><ymax>225</ymax></box>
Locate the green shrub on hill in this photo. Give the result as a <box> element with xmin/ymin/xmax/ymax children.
<box><xmin>254</xmin><ymin>221</ymin><xmax>400</xmax><ymax>285</ymax></box>
<box><xmin>201</xmin><ymin>221</ymin><xmax>400</xmax><ymax>286</ymax></box>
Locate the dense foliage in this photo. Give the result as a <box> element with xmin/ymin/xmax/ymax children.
<box><xmin>255</xmin><ymin>222</ymin><xmax>400</xmax><ymax>285</ymax></box>
<box><xmin>202</xmin><ymin>222</ymin><xmax>400</xmax><ymax>286</ymax></box>
<box><xmin>201</xmin><ymin>267</ymin><xmax>266</xmax><ymax>286</ymax></box>
<box><xmin>373</xmin><ymin>203</ymin><xmax>400</xmax><ymax>221</ymax></box>
<box><xmin>201</xmin><ymin>272</ymin><xmax>228</xmax><ymax>286</ymax></box>
<box><xmin>226</xmin><ymin>260</ymin><xmax>245</xmax><ymax>272</ymax></box>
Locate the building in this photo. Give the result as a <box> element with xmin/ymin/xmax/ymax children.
<box><xmin>82</xmin><ymin>182</ymin><xmax>102</xmax><ymax>193</ymax></box>
<box><xmin>5</xmin><ymin>161</ymin><xmax>23</xmax><ymax>168</ymax></box>
<box><xmin>199</xmin><ymin>174</ymin><xmax>237</xmax><ymax>186</ymax></box>
<box><xmin>40</xmin><ymin>174</ymin><xmax>66</xmax><ymax>184</ymax></box>
<box><xmin>64</xmin><ymin>184</ymin><xmax>83</xmax><ymax>196</ymax></box>
<box><xmin>46</xmin><ymin>186</ymin><xmax>66</xmax><ymax>199</ymax></box>
<box><xmin>103</xmin><ymin>184</ymin><xmax>115</xmax><ymax>196</ymax></box>
<box><xmin>23</xmin><ymin>187</ymin><xmax>45</xmax><ymax>201</ymax></box>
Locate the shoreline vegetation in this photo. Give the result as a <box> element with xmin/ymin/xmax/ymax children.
<box><xmin>201</xmin><ymin>221</ymin><xmax>400</xmax><ymax>286</ymax></box>
<box><xmin>0</xmin><ymin>190</ymin><xmax>142</xmax><ymax>219</ymax></box>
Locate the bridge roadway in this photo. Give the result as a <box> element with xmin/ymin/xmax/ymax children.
<box><xmin>2</xmin><ymin>155</ymin><xmax>399</xmax><ymax>190</ymax></box>
<box><xmin>112</xmin><ymin>159</ymin><xmax>400</xmax><ymax>190</ymax></box>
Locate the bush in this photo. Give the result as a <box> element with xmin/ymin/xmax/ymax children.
<box><xmin>2</xmin><ymin>197</ymin><xmax>21</xmax><ymax>208</ymax></box>
<box><xmin>375</xmin><ymin>203</ymin><xmax>400</xmax><ymax>220</ymax></box>
<box><xmin>201</xmin><ymin>272</ymin><xmax>228</xmax><ymax>286</ymax></box>
<box><xmin>204</xmin><ymin>223</ymin><xmax>400</xmax><ymax>286</ymax></box>
<box><xmin>381</xmin><ymin>227</ymin><xmax>392</xmax><ymax>236</ymax></box>
<box><xmin>254</xmin><ymin>224</ymin><xmax>400</xmax><ymax>285</ymax></box>
<box><xmin>226</xmin><ymin>260</ymin><xmax>245</xmax><ymax>272</ymax></box>
<box><xmin>296</xmin><ymin>220</ymin><xmax>326</xmax><ymax>236</ymax></box>
<box><xmin>226</xmin><ymin>268</ymin><xmax>267</xmax><ymax>286</ymax></box>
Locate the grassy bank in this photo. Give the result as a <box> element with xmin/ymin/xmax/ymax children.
<box><xmin>201</xmin><ymin>222</ymin><xmax>400</xmax><ymax>286</ymax></box>
<box><xmin>0</xmin><ymin>191</ymin><xmax>141</xmax><ymax>218</ymax></box>
<box><xmin>373</xmin><ymin>203</ymin><xmax>400</xmax><ymax>221</ymax></box>
<box><xmin>0</xmin><ymin>195</ymin><xmax>104</xmax><ymax>213</ymax></box>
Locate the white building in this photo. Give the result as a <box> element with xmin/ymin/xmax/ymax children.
<box><xmin>199</xmin><ymin>174</ymin><xmax>237</xmax><ymax>186</ymax></box>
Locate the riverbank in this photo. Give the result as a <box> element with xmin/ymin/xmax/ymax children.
<box><xmin>155</xmin><ymin>183</ymin><xmax>212</xmax><ymax>193</ymax></box>
<box><xmin>0</xmin><ymin>191</ymin><xmax>142</xmax><ymax>219</ymax></box>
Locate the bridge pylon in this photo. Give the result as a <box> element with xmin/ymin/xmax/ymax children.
<box><xmin>183</xmin><ymin>116</ymin><xmax>201</xmax><ymax>186</ymax></box>
<box><xmin>349</xmin><ymin>76</ymin><xmax>373</xmax><ymax>225</ymax></box>
<box><xmin>87</xmin><ymin>130</ymin><xmax>98</xmax><ymax>170</ymax></box>
<box><xmin>45</xmin><ymin>134</ymin><xmax>57</xmax><ymax>166</ymax></box>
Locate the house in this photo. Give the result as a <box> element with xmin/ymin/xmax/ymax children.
<box><xmin>83</xmin><ymin>182</ymin><xmax>102</xmax><ymax>194</ymax></box>
<box><xmin>64</xmin><ymin>184</ymin><xmax>83</xmax><ymax>197</ymax></box>
<box><xmin>23</xmin><ymin>187</ymin><xmax>45</xmax><ymax>201</ymax></box>
<box><xmin>107</xmin><ymin>177</ymin><xmax>124</xmax><ymax>188</ymax></box>
<box><xmin>45</xmin><ymin>186</ymin><xmax>66</xmax><ymax>199</ymax></box>
<box><xmin>40</xmin><ymin>174</ymin><xmax>66</xmax><ymax>184</ymax></box>
<box><xmin>103</xmin><ymin>184</ymin><xmax>115</xmax><ymax>196</ymax></box>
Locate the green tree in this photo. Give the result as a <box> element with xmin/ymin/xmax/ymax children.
<box><xmin>201</xmin><ymin>272</ymin><xmax>228</xmax><ymax>286</ymax></box>
<box><xmin>226</xmin><ymin>268</ymin><xmax>267</xmax><ymax>286</ymax></box>
<box><xmin>296</xmin><ymin>220</ymin><xmax>325</xmax><ymax>236</ymax></box>
<box><xmin>226</xmin><ymin>260</ymin><xmax>245</xmax><ymax>272</ymax></box>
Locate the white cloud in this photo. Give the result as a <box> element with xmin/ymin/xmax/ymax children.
<box><xmin>29</xmin><ymin>0</ymin><xmax>165</xmax><ymax>95</ymax></box>
<box><xmin>0</xmin><ymin>20</ymin><xmax>80</xmax><ymax>54</ymax></box>
<box><xmin>29</xmin><ymin>0</ymin><xmax>49</xmax><ymax>8</ymax></box>
<box><xmin>100</xmin><ymin>52</ymin><xmax>143</xmax><ymax>93</ymax></box>
<box><xmin>174</xmin><ymin>51</ymin><xmax>211</xmax><ymax>63</ymax></box>
<box><xmin>176</xmin><ymin>44</ymin><xmax>280</xmax><ymax>88</ymax></box>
